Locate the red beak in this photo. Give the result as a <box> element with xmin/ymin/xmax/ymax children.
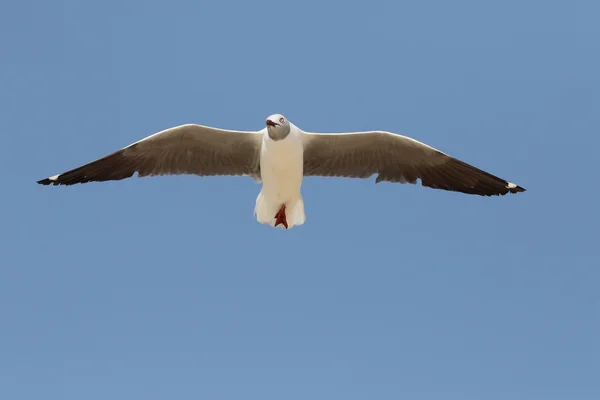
<box><xmin>266</xmin><ymin>119</ymin><xmax>278</xmax><ymax>127</ymax></box>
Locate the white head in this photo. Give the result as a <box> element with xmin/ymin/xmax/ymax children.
<box><xmin>265</xmin><ymin>114</ymin><xmax>291</xmax><ymax>141</ymax></box>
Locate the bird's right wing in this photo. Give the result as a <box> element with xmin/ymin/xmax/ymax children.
<box><xmin>38</xmin><ymin>124</ymin><xmax>264</xmax><ymax>186</ymax></box>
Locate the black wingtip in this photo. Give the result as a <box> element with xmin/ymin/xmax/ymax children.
<box><xmin>37</xmin><ymin>176</ymin><xmax>60</xmax><ymax>185</ymax></box>
<box><xmin>506</xmin><ymin>182</ymin><xmax>526</xmax><ymax>194</ymax></box>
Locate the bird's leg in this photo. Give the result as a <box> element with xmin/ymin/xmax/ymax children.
<box><xmin>274</xmin><ymin>204</ymin><xmax>288</xmax><ymax>229</ymax></box>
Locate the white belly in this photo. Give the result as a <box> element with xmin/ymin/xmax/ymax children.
<box><xmin>253</xmin><ymin>131</ymin><xmax>307</xmax><ymax>229</ymax></box>
<box><xmin>259</xmin><ymin>134</ymin><xmax>304</xmax><ymax>203</ymax></box>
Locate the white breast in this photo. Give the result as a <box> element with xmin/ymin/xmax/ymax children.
<box><xmin>259</xmin><ymin>126</ymin><xmax>304</xmax><ymax>203</ymax></box>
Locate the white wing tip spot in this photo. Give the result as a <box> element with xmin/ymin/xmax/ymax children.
<box><xmin>507</xmin><ymin>182</ymin><xmax>517</xmax><ymax>189</ymax></box>
<box><xmin>49</xmin><ymin>174</ymin><xmax>60</xmax><ymax>181</ymax></box>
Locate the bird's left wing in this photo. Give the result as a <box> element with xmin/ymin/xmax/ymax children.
<box><xmin>301</xmin><ymin>130</ymin><xmax>525</xmax><ymax>196</ymax></box>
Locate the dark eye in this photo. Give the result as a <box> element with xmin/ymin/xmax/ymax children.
<box><xmin>279</xmin><ymin>117</ymin><xmax>284</xmax><ymax>123</ymax></box>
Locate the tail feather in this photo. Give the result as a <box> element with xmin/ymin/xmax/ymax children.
<box><xmin>254</xmin><ymin>192</ymin><xmax>305</xmax><ymax>229</ymax></box>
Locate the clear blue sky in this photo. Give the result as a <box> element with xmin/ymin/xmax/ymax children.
<box><xmin>1</xmin><ymin>1</ymin><xmax>598</xmax><ymax>399</ymax></box>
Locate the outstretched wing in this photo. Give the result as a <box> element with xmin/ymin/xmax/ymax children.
<box><xmin>38</xmin><ymin>124</ymin><xmax>264</xmax><ymax>186</ymax></box>
<box><xmin>302</xmin><ymin>131</ymin><xmax>525</xmax><ymax>196</ymax></box>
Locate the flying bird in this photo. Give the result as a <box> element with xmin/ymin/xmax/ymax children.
<box><xmin>38</xmin><ymin>114</ymin><xmax>525</xmax><ymax>229</ymax></box>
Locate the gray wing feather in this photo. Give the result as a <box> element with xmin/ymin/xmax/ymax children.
<box><xmin>38</xmin><ymin>124</ymin><xmax>263</xmax><ymax>186</ymax></box>
<box><xmin>302</xmin><ymin>131</ymin><xmax>525</xmax><ymax>196</ymax></box>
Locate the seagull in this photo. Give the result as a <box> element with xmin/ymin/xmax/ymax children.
<box><xmin>37</xmin><ymin>114</ymin><xmax>525</xmax><ymax>229</ymax></box>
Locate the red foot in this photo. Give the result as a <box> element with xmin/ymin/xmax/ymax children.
<box><xmin>274</xmin><ymin>205</ymin><xmax>288</xmax><ymax>229</ymax></box>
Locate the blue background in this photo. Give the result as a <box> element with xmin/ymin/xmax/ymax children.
<box><xmin>1</xmin><ymin>1</ymin><xmax>598</xmax><ymax>399</ymax></box>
